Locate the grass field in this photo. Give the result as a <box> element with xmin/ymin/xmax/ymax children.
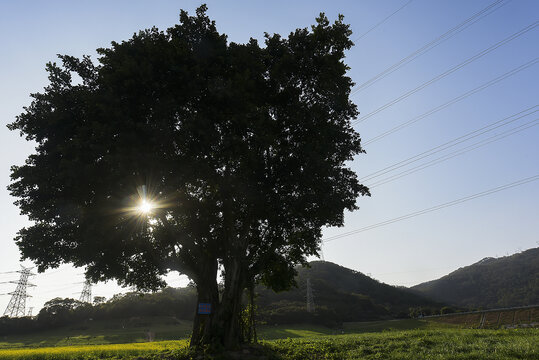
<box><xmin>0</xmin><ymin>317</ymin><xmax>453</xmax><ymax>349</ymax></box>
<box><xmin>266</xmin><ymin>328</ymin><xmax>539</xmax><ymax>360</ymax></box>
<box><xmin>0</xmin><ymin>328</ymin><xmax>537</xmax><ymax>359</ymax></box>
<box><xmin>0</xmin><ymin>316</ymin><xmax>192</xmax><ymax>349</ymax></box>
<box><xmin>1</xmin><ymin>317</ymin><xmax>443</xmax><ymax>348</ymax></box>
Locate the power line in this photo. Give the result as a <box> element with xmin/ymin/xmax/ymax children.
<box><xmin>355</xmin><ymin>0</ymin><xmax>414</xmax><ymax>43</ymax></box>
<box><xmin>353</xmin><ymin>21</ymin><xmax>538</xmax><ymax>125</ymax></box>
<box><xmin>38</xmin><ymin>268</ymin><xmax>66</xmax><ymax>277</ymax></box>
<box><xmin>351</xmin><ymin>0</ymin><xmax>510</xmax><ymax>95</ymax></box>
<box><xmin>323</xmin><ymin>174</ymin><xmax>539</xmax><ymax>243</ymax></box>
<box><xmin>359</xmin><ymin>106</ymin><xmax>538</xmax><ymax>182</ymax></box>
<box><xmin>363</xmin><ymin>58</ymin><xmax>539</xmax><ymax>146</ymax></box>
<box><xmin>367</xmin><ymin>118</ymin><xmax>539</xmax><ymax>188</ymax></box>
<box><xmin>38</xmin><ymin>283</ymin><xmax>84</xmax><ymax>295</ymax></box>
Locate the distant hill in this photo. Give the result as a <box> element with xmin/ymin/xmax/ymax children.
<box><xmin>1</xmin><ymin>261</ymin><xmax>443</xmax><ymax>335</ymax></box>
<box><xmin>256</xmin><ymin>261</ymin><xmax>441</xmax><ymax>325</ymax></box>
<box><xmin>411</xmin><ymin>247</ymin><xmax>539</xmax><ymax>309</ymax></box>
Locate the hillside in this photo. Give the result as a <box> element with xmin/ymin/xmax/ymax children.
<box><xmin>1</xmin><ymin>261</ymin><xmax>443</xmax><ymax>337</ymax></box>
<box><xmin>411</xmin><ymin>247</ymin><xmax>539</xmax><ymax>309</ymax></box>
<box><xmin>256</xmin><ymin>261</ymin><xmax>442</xmax><ymax>325</ymax></box>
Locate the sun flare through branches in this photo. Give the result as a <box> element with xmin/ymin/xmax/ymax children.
<box><xmin>137</xmin><ymin>199</ymin><xmax>155</xmax><ymax>215</ymax></box>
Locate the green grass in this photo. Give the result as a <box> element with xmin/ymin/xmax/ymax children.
<box><xmin>0</xmin><ymin>318</ymin><xmax>537</xmax><ymax>359</ymax></box>
<box><xmin>266</xmin><ymin>328</ymin><xmax>539</xmax><ymax>360</ymax></box>
<box><xmin>342</xmin><ymin>318</ymin><xmax>458</xmax><ymax>333</ymax></box>
<box><xmin>257</xmin><ymin>323</ymin><xmax>337</xmax><ymax>340</ymax></box>
<box><xmin>0</xmin><ymin>317</ymin><xmax>473</xmax><ymax>350</ymax></box>
<box><xmin>0</xmin><ymin>316</ymin><xmax>192</xmax><ymax>349</ymax></box>
<box><xmin>0</xmin><ymin>317</ymin><xmax>443</xmax><ymax>349</ymax></box>
<box><xmin>0</xmin><ymin>329</ymin><xmax>537</xmax><ymax>360</ymax></box>
<box><xmin>256</xmin><ymin>319</ymin><xmax>451</xmax><ymax>340</ymax></box>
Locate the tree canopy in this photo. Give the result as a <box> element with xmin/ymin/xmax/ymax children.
<box><xmin>8</xmin><ymin>6</ymin><xmax>369</xmax><ymax>348</ymax></box>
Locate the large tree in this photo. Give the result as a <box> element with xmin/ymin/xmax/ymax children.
<box><xmin>8</xmin><ymin>6</ymin><xmax>369</xmax><ymax>348</ymax></box>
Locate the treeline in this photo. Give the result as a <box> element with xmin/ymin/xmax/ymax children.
<box><xmin>1</xmin><ymin>261</ymin><xmax>450</xmax><ymax>335</ymax></box>
<box><xmin>0</xmin><ymin>287</ymin><xmax>197</xmax><ymax>336</ymax></box>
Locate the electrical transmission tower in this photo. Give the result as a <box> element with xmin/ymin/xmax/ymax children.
<box><xmin>79</xmin><ymin>280</ymin><xmax>92</xmax><ymax>303</ymax></box>
<box><xmin>27</xmin><ymin>307</ymin><xmax>33</xmax><ymax>317</ymax></box>
<box><xmin>306</xmin><ymin>278</ymin><xmax>315</xmax><ymax>313</ymax></box>
<box><xmin>3</xmin><ymin>266</ymin><xmax>36</xmax><ymax>317</ymax></box>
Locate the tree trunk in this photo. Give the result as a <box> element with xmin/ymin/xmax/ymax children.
<box><xmin>217</xmin><ymin>258</ymin><xmax>246</xmax><ymax>349</ymax></box>
<box><xmin>189</xmin><ymin>259</ymin><xmax>220</xmax><ymax>348</ymax></box>
<box><xmin>189</xmin><ymin>258</ymin><xmax>249</xmax><ymax>350</ymax></box>
<box><xmin>247</xmin><ymin>284</ymin><xmax>257</xmax><ymax>343</ymax></box>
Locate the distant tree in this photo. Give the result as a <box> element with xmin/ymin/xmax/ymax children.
<box><xmin>409</xmin><ymin>307</ymin><xmax>422</xmax><ymax>318</ymax></box>
<box><xmin>8</xmin><ymin>6</ymin><xmax>368</xmax><ymax>349</ymax></box>
<box><xmin>440</xmin><ymin>306</ymin><xmax>455</xmax><ymax>315</ymax></box>
<box><xmin>93</xmin><ymin>296</ymin><xmax>106</xmax><ymax>305</ymax></box>
<box><xmin>37</xmin><ymin>298</ymin><xmax>84</xmax><ymax>327</ymax></box>
<box><xmin>0</xmin><ymin>316</ymin><xmax>39</xmax><ymax>336</ymax></box>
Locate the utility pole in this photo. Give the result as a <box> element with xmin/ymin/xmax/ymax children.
<box><xmin>79</xmin><ymin>279</ymin><xmax>92</xmax><ymax>303</ymax></box>
<box><xmin>306</xmin><ymin>278</ymin><xmax>315</xmax><ymax>313</ymax></box>
<box><xmin>3</xmin><ymin>266</ymin><xmax>36</xmax><ymax>317</ymax></box>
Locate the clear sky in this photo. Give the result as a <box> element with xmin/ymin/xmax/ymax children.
<box><xmin>1</xmin><ymin>0</ymin><xmax>538</xmax><ymax>314</ymax></box>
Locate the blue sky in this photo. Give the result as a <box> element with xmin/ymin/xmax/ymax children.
<box><xmin>1</xmin><ymin>0</ymin><xmax>538</xmax><ymax>313</ymax></box>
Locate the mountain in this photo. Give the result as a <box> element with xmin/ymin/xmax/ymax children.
<box><xmin>256</xmin><ymin>261</ymin><xmax>441</xmax><ymax>325</ymax></box>
<box><xmin>411</xmin><ymin>247</ymin><xmax>539</xmax><ymax>309</ymax></box>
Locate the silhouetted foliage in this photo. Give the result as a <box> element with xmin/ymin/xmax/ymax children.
<box><xmin>95</xmin><ymin>287</ymin><xmax>197</xmax><ymax>320</ymax></box>
<box><xmin>37</xmin><ymin>298</ymin><xmax>89</xmax><ymax>327</ymax></box>
<box><xmin>0</xmin><ymin>316</ymin><xmax>37</xmax><ymax>336</ymax></box>
<box><xmin>93</xmin><ymin>296</ymin><xmax>106</xmax><ymax>305</ymax></box>
<box><xmin>440</xmin><ymin>306</ymin><xmax>455</xmax><ymax>315</ymax></box>
<box><xmin>7</xmin><ymin>6</ymin><xmax>368</xmax><ymax>349</ymax></box>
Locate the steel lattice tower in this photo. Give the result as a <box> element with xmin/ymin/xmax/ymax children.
<box><xmin>3</xmin><ymin>266</ymin><xmax>35</xmax><ymax>317</ymax></box>
<box><xmin>306</xmin><ymin>278</ymin><xmax>315</xmax><ymax>313</ymax></box>
<box><xmin>79</xmin><ymin>280</ymin><xmax>92</xmax><ymax>303</ymax></box>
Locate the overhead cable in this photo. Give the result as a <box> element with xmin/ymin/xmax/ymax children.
<box><xmin>353</xmin><ymin>21</ymin><xmax>538</xmax><ymax>125</ymax></box>
<box><xmin>351</xmin><ymin>0</ymin><xmax>510</xmax><ymax>95</ymax></box>
<box><xmin>366</xmin><ymin>118</ymin><xmax>539</xmax><ymax>188</ymax></box>
<box><xmin>323</xmin><ymin>175</ymin><xmax>539</xmax><ymax>243</ymax></box>
<box><xmin>363</xmin><ymin>58</ymin><xmax>539</xmax><ymax>146</ymax></box>
<box><xmin>355</xmin><ymin>0</ymin><xmax>414</xmax><ymax>43</ymax></box>
<box><xmin>359</xmin><ymin>105</ymin><xmax>538</xmax><ymax>182</ymax></box>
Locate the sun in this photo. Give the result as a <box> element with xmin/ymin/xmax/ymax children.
<box><xmin>137</xmin><ymin>199</ymin><xmax>155</xmax><ymax>214</ymax></box>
